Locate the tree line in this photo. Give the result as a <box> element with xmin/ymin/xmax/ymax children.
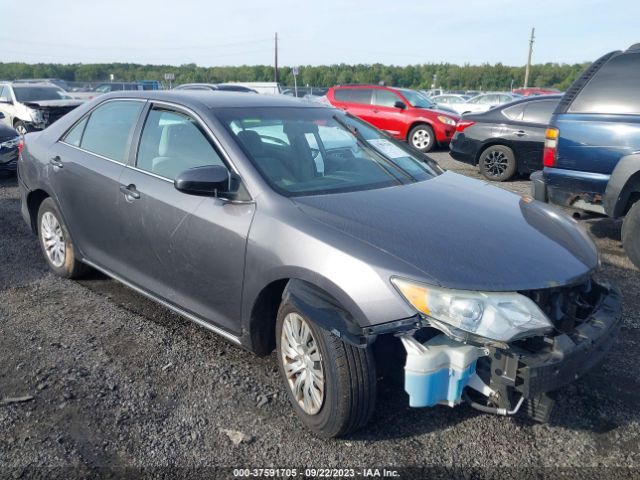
<box><xmin>0</xmin><ymin>61</ymin><xmax>590</xmax><ymax>91</ymax></box>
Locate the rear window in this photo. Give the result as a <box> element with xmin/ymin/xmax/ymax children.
<box><xmin>569</xmin><ymin>52</ymin><xmax>640</xmax><ymax>114</ymax></box>
<box><xmin>333</xmin><ymin>88</ymin><xmax>372</xmax><ymax>105</ymax></box>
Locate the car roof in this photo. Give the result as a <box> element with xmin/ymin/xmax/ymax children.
<box><xmin>3</xmin><ymin>82</ymin><xmax>61</xmax><ymax>88</ymax></box>
<box><xmin>494</xmin><ymin>94</ymin><xmax>563</xmax><ymax>109</ymax></box>
<box><xmin>98</xmin><ymin>90</ymin><xmax>322</xmax><ymax>109</ymax></box>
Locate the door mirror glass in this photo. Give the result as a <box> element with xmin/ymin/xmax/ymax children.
<box><xmin>174</xmin><ymin>165</ymin><xmax>240</xmax><ymax>197</ymax></box>
<box><xmin>394</xmin><ymin>100</ymin><xmax>406</xmax><ymax>109</ymax></box>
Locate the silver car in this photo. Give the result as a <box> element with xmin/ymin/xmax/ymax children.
<box><xmin>18</xmin><ymin>91</ymin><xmax>621</xmax><ymax>437</ymax></box>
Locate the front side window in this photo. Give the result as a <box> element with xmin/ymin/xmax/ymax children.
<box><xmin>80</xmin><ymin>101</ymin><xmax>144</xmax><ymax>163</ymax></box>
<box><xmin>136</xmin><ymin>106</ymin><xmax>225</xmax><ymax>180</ymax></box>
<box><xmin>219</xmin><ymin>107</ymin><xmax>442</xmax><ymax>196</ymax></box>
<box><xmin>372</xmin><ymin>89</ymin><xmax>401</xmax><ymax>107</ymax></box>
<box><xmin>397</xmin><ymin>89</ymin><xmax>434</xmax><ymax>109</ymax></box>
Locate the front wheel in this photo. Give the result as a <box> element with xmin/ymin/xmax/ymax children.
<box><xmin>622</xmin><ymin>201</ymin><xmax>640</xmax><ymax>269</ymax></box>
<box><xmin>276</xmin><ymin>299</ymin><xmax>377</xmax><ymax>437</ymax></box>
<box><xmin>14</xmin><ymin>121</ymin><xmax>30</xmax><ymax>136</ymax></box>
<box><xmin>408</xmin><ymin>124</ymin><xmax>436</xmax><ymax>152</ymax></box>
<box><xmin>478</xmin><ymin>145</ymin><xmax>517</xmax><ymax>181</ymax></box>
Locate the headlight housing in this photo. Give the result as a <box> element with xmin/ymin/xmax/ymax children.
<box><xmin>391</xmin><ymin>277</ymin><xmax>553</xmax><ymax>343</ymax></box>
<box><xmin>28</xmin><ymin>108</ymin><xmax>44</xmax><ymax>124</ymax></box>
<box><xmin>437</xmin><ymin>115</ymin><xmax>457</xmax><ymax>126</ymax></box>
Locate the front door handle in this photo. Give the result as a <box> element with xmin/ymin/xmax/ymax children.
<box><xmin>515</xmin><ymin>130</ymin><xmax>527</xmax><ymax>136</ymax></box>
<box><xmin>119</xmin><ymin>184</ymin><xmax>140</xmax><ymax>200</ymax></box>
<box><xmin>49</xmin><ymin>156</ymin><xmax>63</xmax><ymax>168</ymax></box>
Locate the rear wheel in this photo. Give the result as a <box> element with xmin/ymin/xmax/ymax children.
<box><xmin>37</xmin><ymin>198</ymin><xmax>89</xmax><ymax>278</ymax></box>
<box><xmin>408</xmin><ymin>124</ymin><xmax>436</xmax><ymax>152</ymax></box>
<box><xmin>478</xmin><ymin>145</ymin><xmax>517</xmax><ymax>181</ymax></box>
<box><xmin>622</xmin><ymin>201</ymin><xmax>640</xmax><ymax>269</ymax></box>
<box><xmin>275</xmin><ymin>299</ymin><xmax>376</xmax><ymax>438</ymax></box>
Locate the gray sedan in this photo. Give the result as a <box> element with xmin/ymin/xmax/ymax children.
<box><xmin>18</xmin><ymin>91</ymin><xmax>621</xmax><ymax>437</ymax></box>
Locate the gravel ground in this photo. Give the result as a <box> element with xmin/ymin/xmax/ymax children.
<box><xmin>1</xmin><ymin>151</ymin><xmax>639</xmax><ymax>478</ymax></box>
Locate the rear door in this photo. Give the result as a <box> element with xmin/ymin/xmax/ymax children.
<box><xmin>517</xmin><ymin>99</ymin><xmax>559</xmax><ymax>171</ymax></box>
<box><xmin>116</xmin><ymin>103</ymin><xmax>255</xmax><ymax>334</ymax></box>
<box><xmin>51</xmin><ymin>99</ymin><xmax>145</xmax><ymax>270</ymax></box>
<box><xmin>369</xmin><ymin>89</ymin><xmax>406</xmax><ymax>138</ymax></box>
<box><xmin>331</xmin><ymin>88</ymin><xmax>373</xmax><ymax>124</ymax></box>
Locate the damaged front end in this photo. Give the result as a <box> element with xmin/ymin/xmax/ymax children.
<box><xmin>395</xmin><ymin>277</ymin><xmax>622</xmax><ymax>421</ymax></box>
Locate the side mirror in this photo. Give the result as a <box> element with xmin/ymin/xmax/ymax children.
<box><xmin>0</xmin><ymin>112</ymin><xmax>4</xmax><ymax>120</ymax></box>
<box><xmin>394</xmin><ymin>100</ymin><xmax>406</xmax><ymax>109</ymax></box>
<box><xmin>0</xmin><ymin>97</ymin><xmax>12</xmax><ymax>104</ymax></box>
<box><xmin>174</xmin><ymin>165</ymin><xmax>240</xmax><ymax>198</ymax></box>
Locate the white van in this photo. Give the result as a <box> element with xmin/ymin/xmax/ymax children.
<box><xmin>230</xmin><ymin>82</ymin><xmax>282</xmax><ymax>95</ymax></box>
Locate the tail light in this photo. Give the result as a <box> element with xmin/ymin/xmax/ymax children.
<box><xmin>455</xmin><ymin>120</ymin><xmax>475</xmax><ymax>133</ymax></box>
<box><xmin>18</xmin><ymin>138</ymin><xmax>24</xmax><ymax>155</ymax></box>
<box><xmin>543</xmin><ymin>128</ymin><xmax>559</xmax><ymax>167</ymax></box>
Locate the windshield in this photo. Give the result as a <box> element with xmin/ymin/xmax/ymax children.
<box><xmin>217</xmin><ymin>107</ymin><xmax>442</xmax><ymax>196</ymax></box>
<box><xmin>397</xmin><ymin>89</ymin><xmax>436</xmax><ymax>109</ymax></box>
<box><xmin>13</xmin><ymin>86</ymin><xmax>70</xmax><ymax>102</ymax></box>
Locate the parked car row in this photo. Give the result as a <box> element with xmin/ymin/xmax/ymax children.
<box><xmin>0</xmin><ymin>112</ymin><xmax>20</xmax><ymax>174</ymax></box>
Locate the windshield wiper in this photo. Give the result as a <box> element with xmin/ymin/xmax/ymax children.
<box><xmin>332</xmin><ymin>115</ymin><xmax>417</xmax><ymax>183</ymax></box>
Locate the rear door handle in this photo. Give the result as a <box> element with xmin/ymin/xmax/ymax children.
<box><xmin>120</xmin><ymin>184</ymin><xmax>140</xmax><ymax>200</ymax></box>
<box><xmin>49</xmin><ymin>156</ymin><xmax>63</xmax><ymax>168</ymax></box>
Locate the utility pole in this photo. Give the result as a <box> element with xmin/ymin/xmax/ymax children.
<box><xmin>524</xmin><ymin>27</ymin><xmax>535</xmax><ymax>88</ymax></box>
<box><xmin>274</xmin><ymin>32</ymin><xmax>279</xmax><ymax>83</ymax></box>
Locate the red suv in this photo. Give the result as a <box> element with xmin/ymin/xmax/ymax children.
<box><xmin>327</xmin><ymin>85</ymin><xmax>459</xmax><ymax>152</ymax></box>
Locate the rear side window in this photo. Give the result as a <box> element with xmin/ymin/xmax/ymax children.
<box><xmin>569</xmin><ymin>52</ymin><xmax>640</xmax><ymax>114</ymax></box>
<box><xmin>63</xmin><ymin>117</ymin><xmax>88</xmax><ymax>147</ymax></box>
<box><xmin>502</xmin><ymin>103</ymin><xmax>525</xmax><ymax>121</ymax></box>
<box><xmin>522</xmin><ymin>100</ymin><xmax>558</xmax><ymax>124</ymax></box>
<box><xmin>333</xmin><ymin>88</ymin><xmax>372</xmax><ymax>105</ymax></box>
<box><xmin>80</xmin><ymin>101</ymin><xmax>144</xmax><ymax>163</ymax></box>
<box><xmin>136</xmin><ymin>106</ymin><xmax>225</xmax><ymax>180</ymax></box>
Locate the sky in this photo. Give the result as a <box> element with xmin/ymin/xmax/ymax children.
<box><xmin>1</xmin><ymin>0</ymin><xmax>638</xmax><ymax>67</ymax></box>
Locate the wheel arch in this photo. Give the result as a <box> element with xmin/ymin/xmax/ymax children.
<box><xmin>26</xmin><ymin>188</ymin><xmax>51</xmax><ymax>234</ymax></box>
<box><xmin>247</xmin><ymin>276</ymin><xmax>369</xmax><ymax>356</ymax></box>
<box><xmin>604</xmin><ymin>154</ymin><xmax>640</xmax><ymax>218</ymax></box>
<box><xmin>406</xmin><ymin>120</ymin><xmax>435</xmax><ymax>142</ymax></box>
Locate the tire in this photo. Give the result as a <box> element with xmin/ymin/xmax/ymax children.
<box><xmin>622</xmin><ymin>201</ymin><xmax>640</xmax><ymax>269</ymax></box>
<box><xmin>408</xmin><ymin>124</ymin><xmax>436</xmax><ymax>152</ymax></box>
<box><xmin>275</xmin><ymin>299</ymin><xmax>377</xmax><ymax>438</ymax></box>
<box><xmin>37</xmin><ymin>198</ymin><xmax>89</xmax><ymax>278</ymax></box>
<box><xmin>14</xmin><ymin>120</ymin><xmax>30</xmax><ymax>136</ymax></box>
<box><xmin>478</xmin><ymin>145</ymin><xmax>517</xmax><ymax>182</ymax></box>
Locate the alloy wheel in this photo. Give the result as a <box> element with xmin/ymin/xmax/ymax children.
<box><xmin>280</xmin><ymin>312</ymin><xmax>325</xmax><ymax>415</ymax></box>
<box><xmin>40</xmin><ymin>211</ymin><xmax>66</xmax><ymax>268</ymax></box>
<box><xmin>482</xmin><ymin>150</ymin><xmax>509</xmax><ymax>178</ymax></box>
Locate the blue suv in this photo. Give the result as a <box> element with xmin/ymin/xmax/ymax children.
<box><xmin>532</xmin><ymin>43</ymin><xmax>640</xmax><ymax>267</ymax></box>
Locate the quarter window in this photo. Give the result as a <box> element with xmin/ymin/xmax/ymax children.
<box><xmin>63</xmin><ymin>117</ymin><xmax>88</xmax><ymax>147</ymax></box>
<box><xmin>79</xmin><ymin>101</ymin><xmax>143</xmax><ymax>163</ymax></box>
<box><xmin>136</xmin><ymin>107</ymin><xmax>225</xmax><ymax>180</ymax></box>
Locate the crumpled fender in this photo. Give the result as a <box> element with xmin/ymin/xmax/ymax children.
<box><xmin>282</xmin><ymin>279</ymin><xmax>370</xmax><ymax>347</ymax></box>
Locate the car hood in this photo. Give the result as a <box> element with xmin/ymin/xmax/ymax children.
<box><xmin>416</xmin><ymin>106</ymin><xmax>459</xmax><ymax>118</ymax></box>
<box><xmin>22</xmin><ymin>99</ymin><xmax>85</xmax><ymax>108</ymax></box>
<box><xmin>292</xmin><ymin>171</ymin><xmax>598</xmax><ymax>292</ymax></box>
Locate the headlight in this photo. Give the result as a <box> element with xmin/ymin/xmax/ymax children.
<box><xmin>391</xmin><ymin>278</ymin><xmax>553</xmax><ymax>343</ymax></box>
<box><xmin>0</xmin><ymin>136</ymin><xmax>20</xmax><ymax>149</ymax></box>
<box><xmin>437</xmin><ymin>115</ymin><xmax>457</xmax><ymax>126</ymax></box>
<box><xmin>28</xmin><ymin>108</ymin><xmax>44</xmax><ymax>123</ymax></box>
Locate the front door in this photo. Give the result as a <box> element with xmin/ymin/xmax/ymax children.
<box><xmin>117</xmin><ymin>104</ymin><xmax>255</xmax><ymax>334</ymax></box>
